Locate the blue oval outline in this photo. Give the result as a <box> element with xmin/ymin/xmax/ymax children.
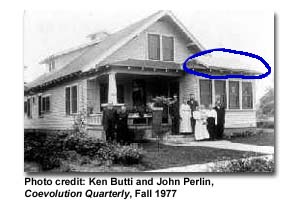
<box><xmin>182</xmin><ymin>48</ymin><xmax>271</xmax><ymax>79</ymax></box>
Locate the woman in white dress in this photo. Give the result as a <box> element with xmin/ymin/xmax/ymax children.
<box><xmin>179</xmin><ymin>98</ymin><xmax>192</xmax><ymax>133</ymax></box>
<box><xmin>193</xmin><ymin>105</ymin><xmax>210</xmax><ymax>141</ymax></box>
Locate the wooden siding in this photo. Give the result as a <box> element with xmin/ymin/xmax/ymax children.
<box><xmin>105</xmin><ymin>19</ymin><xmax>193</xmax><ymax>64</ymax></box>
<box><xmin>24</xmin><ymin>79</ymin><xmax>87</xmax><ymax>130</ymax></box>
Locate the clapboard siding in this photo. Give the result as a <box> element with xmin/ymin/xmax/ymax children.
<box><xmin>225</xmin><ymin>110</ymin><xmax>256</xmax><ymax>128</ymax></box>
<box><xmin>105</xmin><ymin>19</ymin><xmax>193</xmax><ymax>64</ymax></box>
<box><xmin>24</xmin><ymin>79</ymin><xmax>87</xmax><ymax>130</ymax></box>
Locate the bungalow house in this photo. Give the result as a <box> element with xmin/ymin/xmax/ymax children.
<box><xmin>24</xmin><ymin>11</ymin><xmax>258</xmax><ymax>140</ymax></box>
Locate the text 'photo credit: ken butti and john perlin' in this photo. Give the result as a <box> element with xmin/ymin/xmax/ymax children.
<box><xmin>23</xmin><ymin>10</ymin><xmax>274</xmax><ymax>173</ymax></box>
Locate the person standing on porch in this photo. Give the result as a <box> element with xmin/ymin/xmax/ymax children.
<box><xmin>179</xmin><ymin>98</ymin><xmax>192</xmax><ymax>134</ymax></box>
<box><xmin>170</xmin><ymin>95</ymin><xmax>180</xmax><ymax>134</ymax></box>
<box><xmin>187</xmin><ymin>93</ymin><xmax>199</xmax><ymax>134</ymax></box>
<box><xmin>102</xmin><ymin>102</ymin><xmax>117</xmax><ymax>142</ymax></box>
<box><xmin>206</xmin><ymin>104</ymin><xmax>218</xmax><ymax>140</ymax></box>
<box><xmin>193</xmin><ymin>105</ymin><xmax>210</xmax><ymax>141</ymax></box>
<box><xmin>214</xmin><ymin>95</ymin><xmax>226</xmax><ymax>139</ymax></box>
<box><xmin>116</xmin><ymin>105</ymin><xmax>130</xmax><ymax>144</ymax></box>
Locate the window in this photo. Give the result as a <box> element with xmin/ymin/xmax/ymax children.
<box><xmin>38</xmin><ymin>95</ymin><xmax>42</xmax><ymax>116</ymax></box>
<box><xmin>71</xmin><ymin>86</ymin><xmax>78</xmax><ymax>114</ymax></box>
<box><xmin>162</xmin><ymin>36</ymin><xmax>174</xmax><ymax>61</ymax></box>
<box><xmin>27</xmin><ymin>98</ymin><xmax>31</xmax><ymax>118</ymax></box>
<box><xmin>215</xmin><ymin>80</ymin><xmax>226</xmax><ymax>106</ymax></box>
<box><xmin>65</xmin><ymin>87</ymin><xmax>71</xmax><ymax>115</ymax></box>
<box><xmin>100</xmin><ymin>83</ymin><xmax>108</xmax><ymax>104</ymax></box>
<box><xmin>199</xmin><ymin>79</ymin><xmax>212</xmax><ymax>107</ymax></box>
<box><xmin>65</xmin><ymin>85</ymin><xmax>78</xmax><ymax>114</ymax></box>
<box><xmin>242</xmin><ymin>82</ymin><xmax>253</xmax><ymax>109</ymax></box>
<box><xmin>24</xmin><ymin>101</ymin><xmax>27</xmax><ymax>114</ymax></box>
<box><xmin>148</xmin><ymin>34</ymin><xmax>160</xmax><ymax>60</ymax></box>
<box><xmin>117</xmin><ymin>84</ymin><xmax>124</xmax><ymax>103</ymax></box>
<box><xmin>229</xmin><ymin>81</ymin><xmax>240</xmax><ymax>109</ymax></box>
<box><xmin>41</xmin><ymin>96</ymin><xmax>50</xmax><ymax>113</ymax></box>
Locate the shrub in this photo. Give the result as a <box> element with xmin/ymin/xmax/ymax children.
<box><xmin>25</xmin><ymin>130</ymin><xmax>144</xmax><ymax>171</ymax></box>
<box><xmin>113</xmin><ymin>144</ymin><xmax>144</xmax><ymax>165</ymax></box>
<box><xmin>213</xmin><ymin>156</ymin><xmax>274</xmax><ymax>172</ymax></box>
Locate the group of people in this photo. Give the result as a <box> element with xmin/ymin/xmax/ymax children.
<box><xmin>179</xmin><ymin>94</ymin><xmax>225</xmax><ymax>141</ymax></box>
<box><xmin>102</xmin><ymin>103</ymin><xmax>132</xmax><ymax>143</ymax></box>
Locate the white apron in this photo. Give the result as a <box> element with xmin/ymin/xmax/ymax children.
<box><xmin>179</xmin><ymin>104</ymin><xmax>192</xmax><ymax>133</ymax></box>
<box><xmin>193</xmin><ymin>110</ymin><xmax>210</xmax><ymax>140</ymax></box>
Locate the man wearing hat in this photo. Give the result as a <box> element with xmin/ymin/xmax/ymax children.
<box><xmin>170</xmin><ymin>94</ymin><xmax>180</xmax><ymax>134</ymax></box>
<box><xmin>187</xmin><ymin>93</ymin><xmax>199</xmax><ymax>134</ymax></box>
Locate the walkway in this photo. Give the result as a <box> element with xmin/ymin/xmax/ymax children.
<box><xmin>163</xmin><ymin>140</ymin><xmax>274</xmax><ymax>154</ymax></box>
<box><xmin>148</xmin><ymin>155</ymin><xmax>273</xmax><ymax>172</ymax></box>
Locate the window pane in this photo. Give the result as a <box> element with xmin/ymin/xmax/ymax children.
<box><xmin>27</xmin><ymin>99</ymin><xmax>31</xmax><ymax>118</ymax></box>
<box><xmin>148</xmin><ymin>34</ymin><xmax>160</xmax><ymax>60</ymax></box>
<box><xmin>71</xmin><ymin>86</ymin><xmax>78</xmax><ymax>113</ymax></box>
<box><xmin>162</xmin><ymin>36</ymin><xmax>174</xmax><ymax>61</ymax></box>
<box><xmin>242</xmin><ymin>82</ymin><xmax>253</xmax><ymax>109</ymax></box>
<box><xmin>117</xmin><ymin>84</ymin><xmax>124</xmax><ymax>103</ymax></box>
<box><xmin>215</xmin><ymin>80</ymin><xmax>226</xmax><ymax>106</ymax></box>
<box><xmin>38</xmin><ymin>96</ymin><xmax>42</xmax><ymax>116</ymax></box>
<box><xmin>42</xmin><ymin>97</ymin><xmax>46</xmax><ymax>112</ymax></box>
<box><xmin>229</xmin><ymin>81</ymin><xmax>240</xmax><ymax>109</ymax></box>
<box><xmin>65</xmin><ymin>87</ymin><xmax>70</xmax><ymax>115</ymax></box>
<box><xmin>199</xmin><ymin>79</ymin><xmax>212</xmax><ymax>108</ymax></box>
<box><xmin>45</xmin><ymin>96</ymin><xmax>50</xmax><ymax>112</ymax></box>
<box><xmin>24</xmin><ymin>101</ymin><xmax>27</xmax><ymax>114</ymax></box>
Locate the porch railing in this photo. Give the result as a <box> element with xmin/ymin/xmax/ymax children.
<box><xmin>86</xmin><ymin>113</ymin><xmax>103</xmax><ymax>126</ymax></box>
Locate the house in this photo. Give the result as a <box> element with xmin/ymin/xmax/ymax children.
<box><xmin>24</xmin><ymin>11</ymin><xmax>258</xmax><ymax>139</ymax></box>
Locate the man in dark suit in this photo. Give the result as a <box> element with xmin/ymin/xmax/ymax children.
<box><xmin>187</xmin><ymin>93</ymin><xmax>199</xmax><ymax>134</ymax></box>
<box><xmin>214</xmin><ymin>96</ymin><xmax>226</xmax><ymax>139</ymax></box>
<box><xmin>102</xmin><ymin>103</ymin><xmax>117</xmax><ymax>142</ymax></box>
<box><xmin>170</xmin><ymin>95</ymin><xmax>180</xmax><ymax>135</ymax></box>
<box><xmin>116</xmin><ymin>105</ymin><xmax>130</xmax><ymax>144</ymax></box>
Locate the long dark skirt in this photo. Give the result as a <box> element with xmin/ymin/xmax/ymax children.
<box><xmin>206</xmin><ymin>117</ymin><xmax>216</xmax><ymax>140</ymax></box>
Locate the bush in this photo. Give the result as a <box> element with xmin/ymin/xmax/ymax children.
<box><xmin>213</xmin><ymin>156</ymin><xmax>274</xmax><ymax>172</ymax></box>
<box><xmin>25</xmin><ymin>130</ymin><xmax>144</xmax><ymax>171</ymax></box>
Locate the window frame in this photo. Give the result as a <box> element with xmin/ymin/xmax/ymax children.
<box><xmin>228</xmin><ymin>81</ymin><xmax>240</xmax><ymax>109</ymax></box>
<box><xmin>65</xmin><ymin>84</ymin><xmax>78</xmax><ymax>115</ymax></box>
<box><xmin>147</xmin><ymin>33</ymin><xmax>175</xmax><ymax>62</ymax></box>
<box><xmin>162</xmin><ymin>35</ymin><xmax>175</xmax><ymax>61</ymax></box>
<box><xmin>242</xmin><ymin>81</ymin><xmax>253</xmax><ymax>109</ymax></box>
<box><xmin>199</xmin><ymin>79</ymin><xmax>212</xmax><ymax>108</ymax></box>
<box><xmin>40</xmin><ymin>94</ymin><xmax>51</xmax><ymax>114</ymax></box>
<box><xmin>147</xmin><ymin>33</ymin><xmax>161</xmax><ymax>61</ymax></box>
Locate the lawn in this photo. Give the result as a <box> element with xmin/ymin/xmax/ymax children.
<box><xmin>228</xmin><ymin>129</ymin><xmax>274</xmax><ymax>146</ymax></box>
<box><xmin>138</xmin><ymin>141</ymin><xmax>263</xmax><ymax>171</ymax></box>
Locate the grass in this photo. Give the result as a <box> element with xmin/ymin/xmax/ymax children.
<box><xmin>228</xmin><ymin>129</ymin><xmax>274</xmax><ymax>146</ymax></box>
<box><xmin>138</xmin><ymin>141</ymin><xmax>263</xmax><ymax>170</ymax></box>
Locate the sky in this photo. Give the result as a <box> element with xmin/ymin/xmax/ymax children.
<box><xmin>23</xmin><ymin>10</ymin><xmax>274</xmax><ymax>101</ymax></box>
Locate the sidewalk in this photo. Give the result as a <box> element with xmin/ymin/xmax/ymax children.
<box><xmin>147</xmin><ymin>155</ymin><xmax>273</xmax><ymax>172</ymax></box>
<box><xmin>163</xmin><ymin>140</ymin><xmax>274</xmax><ymax>154</ymax></box>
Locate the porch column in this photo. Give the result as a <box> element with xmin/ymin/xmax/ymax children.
<box><xmin>212</xmin><ymin>80</ymin><xmax>215</xmax><ymax>107</ymax></box>
<box><xmin>108</xmin><ymin>71</ymin><xmax>117</xmax><ymax>104</ymax></box>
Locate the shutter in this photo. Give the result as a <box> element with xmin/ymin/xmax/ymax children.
<box><xmin>38</xmin><ymin>96</ymin><xmax>42</xmax><ymax>116</ymax></box>
<box><xmin>65</xmin><ymin>87</ymin><xmax>70</xmax><ymax>115</ymax></box>
<box><xmin>71</xmin><ymin>86</ymin><xmax>78</xmax><ymax>113</ymax></box>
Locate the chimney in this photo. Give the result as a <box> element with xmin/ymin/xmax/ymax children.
<box><xmin>87</xmin><ymin>31</ymin><xmax>110</xmax><ymax>42</ymax></box>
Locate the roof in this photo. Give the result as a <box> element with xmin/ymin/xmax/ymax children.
<box><xmin>26</xmin><ymin>10</ymin><xmax>205</xmax><ymax>90</ymax></box>
<box><xmin>109</xmin><ymin>59</ymin><xmax>182</xmax><ymax>70</ymax></box>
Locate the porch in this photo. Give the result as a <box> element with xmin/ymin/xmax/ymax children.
<box><xmin>85</xmin><ymin>64</ymin><xmax>182</xmax><ymax>139</ymax></box>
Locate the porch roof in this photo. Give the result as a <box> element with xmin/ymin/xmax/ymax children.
<box><xmin>108</xmin><ymin>59</ymin><xmax>182</xmax><ymax>70</ymax></box>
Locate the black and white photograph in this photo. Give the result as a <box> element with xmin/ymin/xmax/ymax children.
<box><xmin>23</xmin><ymin>10</ymin><xmax>274</xmax><ymax>172</ymax></box>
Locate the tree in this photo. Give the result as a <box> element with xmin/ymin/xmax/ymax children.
<box><xmin>257</xmin><ymin>87</ymin><xmax>274</xmax><ymax>118</ymax></box>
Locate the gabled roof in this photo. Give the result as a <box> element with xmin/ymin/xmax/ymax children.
<box><xmin>26</xmin><ymin>10</ymin><xmax>205</xmax><ymax>90</ymax></box>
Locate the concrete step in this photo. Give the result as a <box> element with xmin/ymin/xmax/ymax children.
<box><xmin>166</xmin><ymin>134</ymin><xmax>195</xmax><ymax>142</ymax></box>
